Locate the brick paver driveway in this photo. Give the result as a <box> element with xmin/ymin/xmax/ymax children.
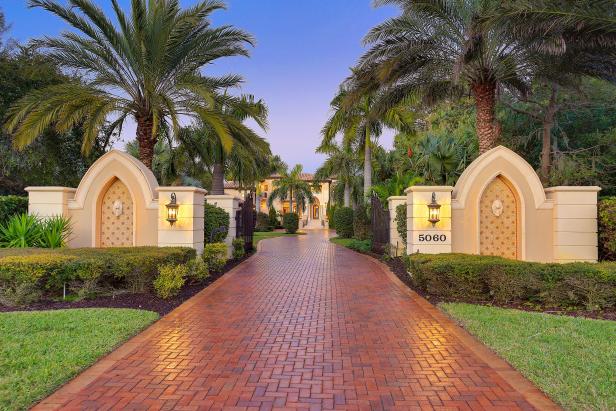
<box><xmin>36</xmin><ymin>231</ymin><xmax>558</xmax><ymax>411</ymax></box>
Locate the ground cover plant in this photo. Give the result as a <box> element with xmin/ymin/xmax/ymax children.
<box><xmin>330</xmin><ymin>237</ymin><xmax>372</xmax><ymax>253</ymax></box>
<box><xmin>0</xmin><ymin>308</ymin><xmax>158</xmax><ymax>411</ymax></box>
<box><xmin>441</xmin><ymin>303</ymin><xmax>616</xmax><ymax>411</ymax></box>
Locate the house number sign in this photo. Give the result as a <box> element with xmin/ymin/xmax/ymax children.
<box><xmin>418</xmin><ymin>233</ymin><xmax>448</xmax><ymax>242</ymax></box>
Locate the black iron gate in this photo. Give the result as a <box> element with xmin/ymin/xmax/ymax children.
<box><xmin>236</xmin><ymin>194</ymin><xmax>256</xmax><ymax>252</ymax></box>
<box><xmin>371</xmin><ymin>193</ymin><xmax>390</xmax><ymax>254</ymax></box>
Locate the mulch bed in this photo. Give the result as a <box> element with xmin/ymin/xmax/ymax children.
<box><xmin>381</xmin><ymin>254</ymin><xmax>616</xmax><ymax>321</ymax></box>
<box><xmin>0</xmin><ymin>252</ymin><xmax>253</xmax><ymax>316</ymax></box>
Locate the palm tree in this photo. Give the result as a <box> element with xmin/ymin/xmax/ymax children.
<box><xmin>350</xmin><ymin>0</ymin><xmax>534</xmax><ymax>154</ymax></box>
<box><xmin>267</xmin><ymin>164</ymin><xmax>314</xmax><ymax>215</ymax></box>
<box><xmin>321</xmin><ymin>88</ymin><xmax>413</xmax><ymax>200</ymax></box>
<box><xmin>4</xmin><ymin>0</ymin><xmax>253</xmax><ymax>169</ymax></box>
<box><xmin>315</xmin><ymin>142</ymin><xmax>361</xmax><ymax>207</ymax></box>
<box><xmin>196</xmin><ymin>94</ymin><xmax>270</xmax><ymax>194</ymax></box>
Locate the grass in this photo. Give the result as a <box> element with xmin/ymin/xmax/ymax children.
<box><xmin>440</xmin><ymin>303</ymin><xmax>616</xmax><ymax>411</ymax></box>
<box><xmin>0</xmin><ymin>308</ymin><xmax>158</xmax><ymax>411</ymax></box>
<box><xmin>330</xmin><ymin>236</ymin><xmax>372</xmax><ymax>253</ymax></box>
<box><xmin>253</xmin><ymin>231</ymin><xmax>303</xmax><ymax>246</ymax></box>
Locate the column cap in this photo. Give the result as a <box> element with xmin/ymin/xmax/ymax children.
<box><xmin>25</xmin><ymin>186</ymin><xmax>76</xmax><ymax>193</ymax></box>
<box><xmin>157</xmin><ymin>186</ymin><xmax>207</xmax><ymax>194</ymax></box>
<box><xmin>405</xmin><ymin>185</ymin><xmax>454</xmax><ymax>194</ymax></box>
<box><xmin>545</xmin><ymin>186</ymin><xmax>601</xmax><ymax>193</ymax></box>
<box><xmin>387</xmin><ymin>196</ymin><xmax>406</xmax><ymax>201</ymax></box>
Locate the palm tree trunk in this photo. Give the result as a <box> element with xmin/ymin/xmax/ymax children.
<box><xmin>136</xmin><ymin>114</ymin><xmax>155</xmax><ymax>169</ymax></box>
<box><xmin>540</xmin><ymin>84</ymin><xmax>559</xmax><ymax>184</ymax></box>
<box><xmin>211</xmin><ymin>162</ymin><xmax>225</xmax><ymax>195</ymax></box>
<box><xmin>472</xmin><ymin>83</ymin><xmax>498</xmax><ymax>154</ymax></box>
<box><xmin>343</xmin><ymin>183</ymin><xmax>351</xmax><ymax>207</ymax></box>
<box><xmin>363</xmin><ymin>129</ymin><xmax>372</xmax><ymax>200</ymax></box>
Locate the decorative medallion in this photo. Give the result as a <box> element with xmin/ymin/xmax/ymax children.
<box><xmin>491</xmin><ymin>199</ymin><xmax>504</xmax><ymax>217</ymax></box>
<box><xmin>112</xmin><ymin>200</ymin><xmax>123</xmax><ymax>217</ymax></box>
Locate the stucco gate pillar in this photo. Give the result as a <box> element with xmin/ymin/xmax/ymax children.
<box><xmin>405</xmin><ymin>186</ymin><xmax>453</xmax><ymax>254</ymax></box>
<box><xmin>387</xmin><ymin>196</ymin><xmax>407</xmax><ymax>256</ymax></box>
<box><xmin>157</xmin><ymin>187</ymin><xmax>206</xmax><ymax>255</ymax></box>
<box><xmin>205</xmin><ymin>194</ymin><xmax>240</xmax><ymax>257</ymax></box>
<box><xmin>26</xmin><ymin>187</ymin><xmax>75</xmax><ymax>219</ymax></box>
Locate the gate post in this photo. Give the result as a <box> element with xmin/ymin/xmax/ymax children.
<box><xmin>157</xmin><ymin>187</ymin><xmax>207</xmax><ymax>255</ymax></box>
<box><xmin>405</xmin><ymin>186</ymin><xmax>453</xmax><ymax>255</ymax></box>
<box><xmin>206</xmin><ymin>194</ymin><xmax>240</xmax><ymax>257</ymax></box>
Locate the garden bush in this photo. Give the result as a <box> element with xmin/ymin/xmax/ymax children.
<box><xmin>0</xmin><ymin>214</ymin><xmax>72</xmax><ymax>249</ymax></box>
<box><xmin>333</xmin><ymin>207</ymin><xmax>354</xmax><ymax>238</ymax></box>
<box><xmin>187</xmin><ymin>258</ymin><xmax>209</xmax><ymax>282</ymax></box>
<box><xmin>346</xmin><ymin>239</ymin><xmax>372</xmax><ymax>253</ymax></box>
<box><xmin>255</xmin><ymin>212</ymin><xmax>272</xmax><ymax>232</ymax></box>
<box><xmin>268</xmin><ymin>206</ymin><xmax>279</xmax><ymax>228</ymax></box>
<box><xmin>327</xmin><ymin>203</ymin><xmax>337</xmax><ymax>230</ymax></box>
<box><xmin>0</xmin><ymin>247</ymin><xmax>195</xmax><ymax>305</ymax></box>
<box><xmin>0</xmin><ymin>196</ymin><xmax>28</xmax><ymax>226</ymax></box>
<box><xmin>395</xmin><ymin>204</ymin><xmax>407</xmax><ymax>245</ymax></box>
<box><xmin>283</xmin><ymin>212</ymin><xmax>299</xmax><ymax>234</ymax></box>
<box><xmin>232</xmin><ymin>237</ymin><xmax>245</xmax><ymax>259</ymax></box>
<box><xmin>406</xmin><ymin>253</ymin><xmax>616</xmax><ymax>310</ymax></box>
<box><xmin>598</xmin><ymin>197</ymin><xmax>616</xmax><ymax>261</ymax></box>
<box><xmin>203</xmin><ymin>242</ymin><xmax>227</xmax><ymax>272</ymax></box>
<box><xmin>204</xmin><ymin>203</ymin><xmax>229</xmax><ymax>243</ymax></box>
<box><xmin>153</xmin><ymin>263</ymin><xmax>188</xmax><ymax>299</ymax></box>
<box><xmin>353</xmin><ymin>204</ymin><xmax>371</xmax><ymax>241</ymax></box>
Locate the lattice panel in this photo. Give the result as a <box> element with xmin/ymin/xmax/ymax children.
<box><xmin>479</xmin><ymin>176</ymin><xmax>518</xmax><ymax>259</ymax></box>
<box><xmin>100</xmin><ymin>179</ymin><xmax>134</xmax><ymax>247</ymax></box>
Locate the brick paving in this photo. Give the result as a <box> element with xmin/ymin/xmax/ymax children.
<box><xmin>35</xmin><ymin>231</ymin><xmax>558</xmax><ymax>410</ymax></box>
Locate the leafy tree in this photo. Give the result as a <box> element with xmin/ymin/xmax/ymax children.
<box><xmin>321</xmin><ymin>88</ymin><xmax>413</xmax><ymax>200</ymax></box>
<box><xmin>5</xmin><ymin>0</ymin><xmax>254</xmax><ymax>169</ymax></box>
<box><xmin>267</xmin><ymin>164</ymin><xmax>314</xmax><ymax>214</ymax></box>
<box><xmin>349</xmin><ymin>0</ymin><xmax>535</xmax><ymax>154</ymax></box>
<box><xmin>315</xmin><ymin>142</ymin><xmax>360</xmax><ymax>207</ymax></box>
<box><xmin>371</xmin><ymin>172</ymin><xmax>422</xmax><ymax>204</ymax></box>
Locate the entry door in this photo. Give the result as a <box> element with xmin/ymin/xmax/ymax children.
<box><xmin>479</xmin><ymin>176</ymin><xmax>519</xmax><ymax>259</ymax></box>
<box><xmin>100</xmin><ymin>179</ymin><xmax>134</xmax><ymax>247</ymax></box>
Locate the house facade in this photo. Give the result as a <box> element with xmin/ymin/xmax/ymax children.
<box><xmin>225</xmin><ymin>173</ymin><xmax>333</xmax><ymax>228</ymax></box>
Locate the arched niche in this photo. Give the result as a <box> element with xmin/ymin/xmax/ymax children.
<box><xmin>451</xmin><ymin>146</ymin><xmax>553</xmax><ymax>262</ymax></box>
<box><xmin>67</xmin><ymin>150</ymin><xmax>159</xmax><ymax>248</ymax></box>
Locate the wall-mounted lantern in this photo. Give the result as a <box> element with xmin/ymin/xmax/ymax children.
<box><xmin>427</xmin><ymin>192</ymin><xmax>441</xmax><ymax>227</ymax></box>
<box><xmin>166</xmin><ymin>193</ymin><xmax>179</xmax><ymax>226</ymax></box>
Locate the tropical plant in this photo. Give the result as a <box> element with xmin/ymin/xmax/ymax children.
<box><xmin>267</xmin><ymin>164</ymin><xmax>314</xmax><ymax>214</ymax></box>
<box><xmin>349</xmin><ymin>0</ymin><xmax>536</xmax><ymax>154</ymax></box>
<box><xmin>4</xmin><ymin>0</ymin><xmax>254</xmax><ymax>169</ymax></box>
<box><xmin>315</xmin><ymin>142</ymin><xmax>361</xmax><ymax>207</ymax></box>
<box><xmin>282</xmin><ymin>213</ymin><xmax>299</xmax><ymax>234</ymax></box>
<box><xmin>38</xmin><ymin>216</ymin><xmax>72</xmax><ymax>248</ymax></box>
<box><xmin>412</xmin><ymin>135</ymin><xmax>474</xmax><ymax>185</ymax></box>
<box><xmin>371</xmin><ymin>172</ymin><xmax>422</xmax><ymax>204</ymax></box>
<box><xmin>0</xmin><ymin>214</ymin><xmax>42</xmax><ymax>248</ymax></box>
<box><xmin>321</xmin><ymin>88</ymin><xmax>414</xmax><ymax>199</ymax></box>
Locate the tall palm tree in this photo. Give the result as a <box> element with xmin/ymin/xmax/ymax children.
<box><xmin>4</xmin><ymin>0</ymin><xmax>253</xmax><ymax>169</ymax></box>
<box><xmin>267</xmin><ymin>164</ymin><xmax>314</xmax><ymax>215</ymax></box>
<box><xmin>350</xmin><ymin>0</ymin><xmax>534</xmax><ymax>154</ymax></box>
<box><xmin>321</xmin><ymin>88</ymin><xmax>413</xmax><ymax>200</ymax></box>
<box><xmin>315</xmin><ymin>142</ymin><xmax>361</xmax><ymax>207</ymax></box>
<box><xmin>196</xmin><ymin>94</ymin><xmax>270</xmax><ymax>194</ymax></box>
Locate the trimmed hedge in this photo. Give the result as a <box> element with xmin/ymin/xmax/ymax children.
<box><xmin>203</xmin><ymin>242</ymin><xmax>227</xmax><ymax>272</ymax></box>
<box><xmin>255</xmin><ymin>212</ymin><xmax>273</xmax><ymax>232</ymax></box>
<box><xmin>283</xmin><ymin>212</ymin><xmax>299</xmax><ymax>234</ymax></box>
<box><xmin>599</xmin><ymin>197</ymin><xmax>616</xmax><ymax>261</ymax></box>
<box><xmin>333</xmin><ymin>207</ymin><xmax>353</xmax><ymax>238</ymax></box>
<box><xmin>0</xmin><ymin>247</ymin><xmax>196</xmax><ymax>306</ymax></box>
<box><xmin>406</xmin><ymin>253</ymin><xmax>616</xmax><ymax>310</ymax></box>
<box><xmin>268</xmin><ymin>207</ymin><xmax>279</xmax><ymax>229</ymax></box>
<box><xmin>204</xmin><ymin>203</ymin><xmax>230</xmax><ymax>243</ymax></box>
<box><xmin>353</xmin><ymin>204</ymin><xmax>371</xmax><ymax>241</ymax></box>
<box><xmin>0</xmin><ymin>196</ymin><xmax>28</xmax><ymax>226</ymax></box>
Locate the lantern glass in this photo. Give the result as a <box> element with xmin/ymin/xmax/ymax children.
<box><xmin>427</xmin><ymin>192</ymin><xmax>441</xmax><ymax>227</ymax></box>
<box><xmin>166</xmin><ymin>193</ymin><xmax>179</xmax><ymax>225</ymax></box>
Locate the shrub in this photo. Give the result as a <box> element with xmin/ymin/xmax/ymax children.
<box><xmin>395</xmin><ymin>204</ymin><xmax>407</xmax><ymax>245</ymax></box>
<box><xmin>283</xmin><ymin>212</ymin><xmax>299</xmax><ymax>234</ymax></box>
<box><xmin>203</xmin><ymin>242</ymin><xmax>227</xmax><ymax>272</ymax></box>
<box><xmin>599</xmin><ymin>197</ymin><xmax>616</xmax><ymax>261</ymax></box>
<box><xmin>255</xmin><ymin>212</ymin><xmax>272</xmax><ymax>232</ymax></box>
<box><xmin>327</xmin><ymin>203</ymin><xmax>337</xmax><ymax>230</ymax></box>
<box><xmin>347</xmin><ymin>239</ymin><xmax>372</xmax><ymax>253</ymax></box>
<box><xmin>0</xmin><ymin>214</ymin><xmax>42</xmax><ymax>248</ymax></box>
<box><xmin>204</xmin><ymin>203</ymin><xmax>229</xmax><ymax>243</ymax></box>
<box><xmin>153</xmin><ymin>263</ymin><xmax>188</xmax><ymax>299</ymax></box>
<box><xmin>38</xmin><ymin>216</ymin><xmax>72</xmax><ymax>248</ymax></box>
<box><xmin>232</xmin><ymin>237</ymin><xmax>245</xmax><ymax>259</ymax></box>
<box><xmin>406</xmin><ymin>253</ymin><xmax>616</xmax><ymax>310</ymax></box>
<box><xmin>353</xmin><ymin>204</ymin><xmax>371</xmax><ymax>241</ymax></box>
<box><xmin>268</xmin><ymin>206</ymin><xmax>279</xmax><ymax>228</ymax></box>
<box><xmin>0</xmin><ymin>196</ymin><xmax>28</xmax><ymax>226</ymax></box>
<box><xmin>0</xmin><ymin>254</ymin><xmax>76</xmax><ymax>306</ymax></box>
<box><xmin>334</xmin><ymin>207</ymin><xmax>354</xmax><ymax>238</ymax></box>
<box><xmin>187</xmin><ymin>258</ymin><xmax>209</xmax><ymax>282</ymax></box>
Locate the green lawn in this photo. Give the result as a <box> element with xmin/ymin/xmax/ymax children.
<box><xmin>441</xmin><ymin>303</ymin><xmax>616</xmax><ymax>411</ymax></box>
<box><xmin>254</xmin><ymin>231</ymin><xmax>303</xmax><ymax>245</ymax></box>
<box><xmin>0</xmin><ymin>308</ymin><xmax>158</xmax><ymax>411</ymax></box>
